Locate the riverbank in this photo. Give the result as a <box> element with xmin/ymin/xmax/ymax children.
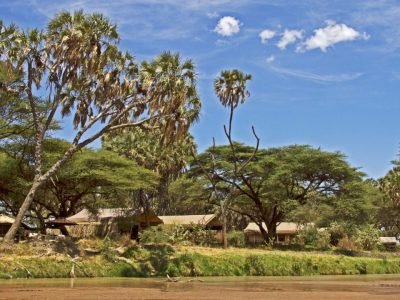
<box><xmin>1</xmin><ymin>240</ymin><xmax>400</xmax><ymax>279</ymax></box>
<box><xmin>1</xmin><ymin>276</ymin><xmax>400</xmax><ymax>300</ymax></box>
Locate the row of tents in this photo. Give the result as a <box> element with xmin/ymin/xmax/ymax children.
<box><xmin>1</xmin><ymin>209</ymin><xmax>304</xmax><ymax>243</ymax></box>
<box><xmin>1</xmin><ymin>210</ymin><xmax>398</xmax><ymax>248</ymax></box>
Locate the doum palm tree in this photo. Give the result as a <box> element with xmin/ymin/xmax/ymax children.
<box><xmin>214</xmin><ymin>69</ymin><xmax>252</xmax><ymax>249</ymax></box>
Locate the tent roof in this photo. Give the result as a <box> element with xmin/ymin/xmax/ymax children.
<box><xmin>379</xmin><ymin>237</ymin><xmax>398</xmax><ymax>244</ymax></box>
<box><xmin>244</xmin><ymin>222</ymin><xmax>311</xmax><ymax>234</ymax></box>
<box><xmin>67</xmin><ymin>208</ymin><xmax>133</xmax><ymax>223</ymax></box>
<box><xmin>45</xmin><ymin>218</ymin><xmax>78</xmax><ymax>226</ymax></box>
<box><xmin>0</xmin><ymin>214</ymin><xmax>34</xmax><ymax>230</ymax></box>
<box><xmin>159</xmin><ymin>214</ymin><xmax>217</xmax><ymax>226</ymax></box>
<box><xmin>0</xmin><ymin>214</ymin><xmax>16</xmax><ymax>224</ymax></box>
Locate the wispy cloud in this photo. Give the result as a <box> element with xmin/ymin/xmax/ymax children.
<box><xmin>265</xmin><ymin>60</ymin><xmax>363</xmax><ymax>83</ymax></box>
<box><xmin>18</xmin><ymin>0</ymin><xmax>256</xmax><ymax>41</ymax></box>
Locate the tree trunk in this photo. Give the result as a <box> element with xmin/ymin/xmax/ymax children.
<box><xmin>3</xmin><ymin>180</ymin><xmax>43</xmax><ymax>243</ymax></box>
<box><xmin>221</xmin><ymin>200</ymin><xmax>228</xmax><ymax>249</ymax></box>
<box><xmin>60</xmin><ymin>225</ymin><xmax>70</xmax><ymax>236</ymax></box>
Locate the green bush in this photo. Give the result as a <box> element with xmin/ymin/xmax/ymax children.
<box><xmin>293</xmin><ymin>225</ymin><xmax>331</xmax><ymax>250</ymax></box>
<box><xmin>139</xmin><ymin>226</ymin><xmax>170</xmax><ymax>244</ymax></box>
<box><xmin>328</xmin><ymin>222</ymin><xmax>356</xmax><ymax>246</ymax></box>
<box><xmin>313</xmin><ymin>230</ymin><xmax>331</xmax><ymax>250</ymax></box>
<box><xmin>227</xmin><ymin>231</ymin><xmax>245</xmax><ymax>247</ymax></box>
<box><xmin>354</xmin><ymin>224</ymin><xmax>380</xmax><ymax>251</ymax></box>
<box><xmin>187</xmin><ymin>224</ymin><xmax>215</xmax><ymax>246</ymax></box>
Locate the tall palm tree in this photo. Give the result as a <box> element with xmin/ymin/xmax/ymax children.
<box><xmin>213</xmin><ymin>69</ymin><xmax>252</xmax><ymax>248</ymax></box>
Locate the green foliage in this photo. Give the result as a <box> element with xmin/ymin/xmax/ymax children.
<box><xmin>354</xmin><ymin>224</ymin><xmax>380</xmax><ymax>251</ymax></box>
<box><xmin>190</xmin><ymin>143</ymin><xmax>365</xmax><ymax>244</ymax></box>
<box><xmin>377</xmin><ymin>163</ymin><xmax>400</xmax><ymax>237</ymax></box>
<box><xmin>293</xmin><ymin>226</ymin><xmax>331</xmax><ymax>250</ymax></box>
<box><xmin>138</xmin><ymin>224</ymin><xmax>216</xmax><ymax>246</ymax></box>
<box><xmin>139</xmin><ymin>226</ymin><xmax>170</xmax><ymax>244</ymax></box>
<box><xmin>100</xmin><ymin>237</ymin><xmax>117</xmax><ymax>261</ymax></box>
<box><xmin>227</xmin><ymin>231</ymin><xmax>246</xmax><ymax>247</ymax></box>
<box><xmin>328</xmin><ymin>222</ymin><xmax>356</xmax><ymax>246</ymax></box>
<box><xmin>188</xmin><ymin>224</ymin><xmax>215</xmax><ymax>246</ymax></box>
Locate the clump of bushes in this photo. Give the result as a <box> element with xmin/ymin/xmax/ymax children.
<box><xmin>293</xmin><ymin>225</ymin><xmax>331</xmax><ymax>250</ymax></box>
<box><xmin>138</xmin><ymin>224</ymin><xmax>216</xmax><ymax>246</ymax></box>
<box><xmin>354</xmin><ymin>224</ymin><xmax>380</xmax><ymax>251</ymax></box>
<box><xmin>227</xmin><ymin>231</ymin><xmax>246</xmax><ymax>247</ymax></box>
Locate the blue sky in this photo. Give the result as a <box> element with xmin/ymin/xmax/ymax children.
<box><xmin>1</xmin><ymin>0</ymin><xmax>400</xmax><ymax>179</ymax></box>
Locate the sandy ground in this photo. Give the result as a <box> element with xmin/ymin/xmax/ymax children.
<box><xmin>1</xmin><ymin>277</ymin><xmax>400</xmax><ymax>300</ymax></box>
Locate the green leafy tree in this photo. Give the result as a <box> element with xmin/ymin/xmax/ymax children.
<box><xmin>377</xmin><ymin>156</ymin><xmax>400</xmax><ymax>237</ymax></box>
<box><xmin>0</xmin><ymin>138</ymin><xmax>158</xmax><ymax>233</ymax></box>
<box><xmin>0</xmin><ymin>12</ymin><xmax>200</xmax><ymax>242</ymax></box>
<box><xmin>191</xmin><ymin>144</ymin><xmax>365</xmax><ymax>244</ymax></box>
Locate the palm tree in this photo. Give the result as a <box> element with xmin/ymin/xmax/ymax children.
<box><xmin>213</xmin><ymin>70</ymin><xmax>252</xmax><ymax>248</ymax></box>
<box><xmin>140</xmin><ymin>52</ymin><xmax>201</xmax><ymax>144</ymax></box>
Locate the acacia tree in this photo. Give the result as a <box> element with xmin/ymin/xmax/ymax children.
<box><xmin>0</xmin><ymin>11</ymin><xmax>200</xmax><ymax>242</ymax></box>
<box><xmin>0</xmin><ymin>138</ymin><xmax>159</xmax><ymax>234</ymax></box>
<box><xmin>193</xmin><ymin>144</ymin><xmax>364</xmax><ymax>243</ymax></box>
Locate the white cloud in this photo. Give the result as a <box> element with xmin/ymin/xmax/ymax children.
<box><xmin>207</xmin><ymin>11</ymin><xmax>219</xmax><ymax>18</ymax></box>
<box><xmin>297</xmin><ymin>20</ymin><xmax>369</xmax><ymax>52</ymax></box>
<box><xmin>266</xmin><ymin>55</ymin><xmax>275</xmax><ymax>63</ymax></box>
<box><xmin>214</xmin><ymin>16</ymin><xmax>241</xmax><ymax>37</ymax></box>
<box><xmin>267</xmin><ymin>64</ymin><xmax>364</xmax><ymax>83</ymax></box>
<box><xmin>259</xmin><ymin>29</ymin><xmax>276</xmax><ymax>43</ymax></box>
<box><xmin>277</xmin><ymin>29</ymin><xmax>303</xmax><ymax>50</ymax></box>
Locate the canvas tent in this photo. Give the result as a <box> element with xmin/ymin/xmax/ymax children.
<box><xmin>0</xmin><ymin>214</ymin><xmax>33</xmax><ymax>237</ymax></box>
<box><xmin>66</xmin><ymin>208</ymin><xmax>163</xmax><ymax>238</ymax></box>
<box><xmin>379</xmin><ymin>237</ymin><xmax>398</xmax><ymax>250</ymax></box>
<box><xmin>244</xmin><ymin>222</ymin><xmax>309</xmax><ymax>243</ymax></box>
<box><xmin>158</xmin><ymin>214</ymin><xmax>222</xmax><ymax>230</ymax></box>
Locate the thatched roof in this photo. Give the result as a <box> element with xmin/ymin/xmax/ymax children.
<box><xmin>244</xmin><ymin>222</ymin><xmax>310</xmax><ymax>234</ymax></box>
<box><xmin>67</xmin><ymin>208</ymin><xmax>133</xmax><ymax>224</ymax></box>
<box><xmin>379</xmin><ymin>237</ymin><xmax>398</xmax><ymax>244</ymax></box>
<box><xmin>159</xmin><ymin>214</ymin><xmax>218</xmax><ymax>226</ymax></box>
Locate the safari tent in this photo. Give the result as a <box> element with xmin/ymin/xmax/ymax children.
<box><xmin>66</xmin><ymin>208</ymin><xmax>163</xmax><ymax>239</ymax></box>
<box><xmin>244</xmin><ymin>222</ymin><xmax>308</xmax><ymax>244</ymax></box>
<box><xmin>158</xmin><ymin>214</ymin><xmax>222</xmax><ymax>230</ymax></box>
<box><xmin>0</xmin><ymin>214</ymin><xmax>33</xmax><ymax>237</ymax></box>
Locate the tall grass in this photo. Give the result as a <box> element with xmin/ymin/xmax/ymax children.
<box><xmin>1</xmin><ymin>245</ymin><xmax>400</xmax><ymax>279</ymax></box>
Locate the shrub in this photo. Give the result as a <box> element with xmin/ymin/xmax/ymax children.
<box><xmin>293</xmin><ymin>225</ymin><xmax>331</xmax><ymax>250</ymax></box>
<box><xmin>337</xmin><ymin>237</ymin><xmax>358</xmax><ymax>255</ymax></box>
<box><xmin>315</xmin><ymin>230</ymin><xmax>331</xmax><ymax>250</ymax></box>
<box><xmin>168</xmin><ymin>225</ymin><xmax>189</xmax><ymax>245</ymax></box>
<box><xmin>354</xmin><ymin>224</ymin><xmax>380</xmax><ymax>251</ymax></box>
<box><xmin>187</xmin><ymin>224</ymin><xmax>215</xmax><ymax>246</ymax></box>
<box><xmin>227</xmin><ymin>231</ymin><xmax>245</xmax><ymax>247</ymax></box>
<box><xmin>294</xmin><ymin>225</ymin><xmax>319</xmax><ymax>246</ymax></box>
<box><xmin>139</xmin><ymin>226</ymin><xmax>170</xmax><ymax>244</ymax></box>
<box><xmin>328</xmin><ymin>222</ymin><xmax>355</xmax><ymax>246</ymax></box>
<box><xmin>101</xmin><ymin>237</ymin><xmax>117</xmax><ymax>261</ymax></box>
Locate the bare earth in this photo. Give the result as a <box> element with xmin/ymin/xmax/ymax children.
<box><xmin>1</xmin><ymin>276</ymin><xmax>400</xmax><ymax>300</ymax></box>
